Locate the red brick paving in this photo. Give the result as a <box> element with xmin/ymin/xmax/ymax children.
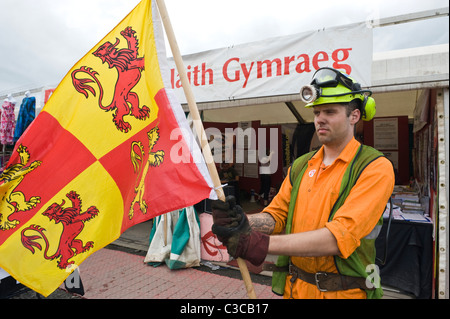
<box><xmin>73</xmin><ymin>248</ymin><xmax>282</xmax><ymax>299</ymax></box>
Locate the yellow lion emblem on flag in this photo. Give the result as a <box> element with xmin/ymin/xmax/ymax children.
<box><xmin>129</xmin><ymin>126</ymin><xmax>165</xmax><ymax>219</ymax></box>
<box><xmin>0</xmin><ymin>145</ymin><xmax>41</xmax><ymax>230</ymax></box>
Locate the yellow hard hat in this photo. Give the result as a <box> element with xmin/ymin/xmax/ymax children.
<box><xmin>300</xmin><ymin>67</ymin><xmax>376</xmax><ymax>121</ymax></box>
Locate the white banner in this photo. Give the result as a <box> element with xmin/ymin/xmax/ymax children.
<box><xmin>168</xmin><ymin>22</ymin><xmax>373</xmax><ymax>104</ymax></box>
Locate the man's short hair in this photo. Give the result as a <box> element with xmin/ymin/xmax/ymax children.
<box><xmin>345</xmin><ymin>99</ymin><xmax>362</xmax><ymax>118</ymax></box>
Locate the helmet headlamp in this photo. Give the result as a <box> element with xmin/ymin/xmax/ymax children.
<box><xmin>299</xmin><ymin>67</ymin><xmax>376</xmax><ymax>121</ymax></box>
<box><xmin>299</xmin><ymin>85</ymin><xmax>318</xmax><ymax>104</ymax></box>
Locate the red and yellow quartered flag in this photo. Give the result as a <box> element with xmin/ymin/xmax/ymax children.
<box><xmin>0</xmin><ymin>0</ymin><xmax>215</xmax><ymax>297</ymax></box>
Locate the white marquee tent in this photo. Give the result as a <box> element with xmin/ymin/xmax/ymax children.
<box><xmin>167</xmin><ymin>9</ymin><xmax>448</xmax><ymax>299</ymax></box>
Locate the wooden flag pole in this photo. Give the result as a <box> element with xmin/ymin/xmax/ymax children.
<box><xmin>156</xmin><ymin>0</ymin><xmax>257</xmax><ymax>299</ymax></box>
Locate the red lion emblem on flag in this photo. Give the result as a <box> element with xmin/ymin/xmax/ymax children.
<box><xmin>21</xmin><ymin>191</ymin><xmax>99</xmax><ymax>270</ymax></box>
<box><xmin>71</xmin><ymin>27</ymin><xmax>150</xmax><ymax>133</ymax></box>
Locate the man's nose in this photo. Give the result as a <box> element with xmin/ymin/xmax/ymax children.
<box><xmin>315</xmin><ymin>112</ymin><xmax>325</xmax><ymax>123</ymax></box>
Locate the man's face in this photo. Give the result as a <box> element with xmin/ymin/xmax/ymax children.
<box><xmin>313</xmin><ymin>104</ymin><xmax>358</xmax><ymax>147</ymax></box>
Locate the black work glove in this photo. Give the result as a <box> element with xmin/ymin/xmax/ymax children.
<box><xmin>211</xmin><ymin>196</ymin><xmax>269</xmax><ymax>266</ymax></box>
<box><xmin>211</xmin><ymin>196</ymin><xmax>245</xmax><ymax>241</ymax></box>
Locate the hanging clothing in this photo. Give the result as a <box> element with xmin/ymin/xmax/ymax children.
<box><xmin>0</xmin><ymin>100</ymin><xmax>16</xmax><ymax>145</ymax></box>
<box><xmin>14</xmin><ymin>96</ymin><xmax>36</xmax><ymax>143</ymax></box>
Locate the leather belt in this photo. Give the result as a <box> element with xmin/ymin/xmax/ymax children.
<box><xmin>264</xmin><ymin>262</ymin><xmax>374</xmax><ymax>292</ymax></box>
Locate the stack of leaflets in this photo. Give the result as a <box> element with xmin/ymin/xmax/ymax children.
<box><xmin>391</xmin><ymin>186</ymin><xmax>431</xmax><ymax>223</ymax></box>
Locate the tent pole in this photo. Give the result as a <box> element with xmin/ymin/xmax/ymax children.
<box><xmin>155</xmin><ymin>0</ymin><xmax>257</xmax><ymax>299</ymax></box>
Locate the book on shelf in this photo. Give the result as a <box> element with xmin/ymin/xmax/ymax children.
<box><xmin>394</xmin><ymin>194</ymin><xmax>420</xmax><ymax>202</ymax></box>
<box><xmin>402</xmin><ymin>201</ymin><xmax>422</xmax><ymax>208</ymax></box>
<box><xmin>401</xmin><ymin>212</ymin><xmax>430</xmax><ymax>223</ymax></box>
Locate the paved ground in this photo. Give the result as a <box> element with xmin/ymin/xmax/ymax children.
<box><xmin>10</xmin><ymin>245</ymin><xmax>278</xmax><ymax>300</ymax></box>
<box><xmin>79</xmin><ymin>247</ymin><xmax>278</xmax><ymax>299</ymax></box>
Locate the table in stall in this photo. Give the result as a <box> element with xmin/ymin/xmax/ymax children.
<box><xmin>375</xmin><ymin>218</ymin><xmax>433</xmax><ymax>299</ymax></box>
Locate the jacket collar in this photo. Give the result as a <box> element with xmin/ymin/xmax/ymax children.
<box><xmin>311</xmin><ymin>137</ymin><xmax>361</xmax><ymax>165</ymax></box>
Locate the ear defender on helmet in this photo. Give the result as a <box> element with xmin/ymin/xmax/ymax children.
<box><xmin>300</xmin><ymin>67</ymin><xmax>376</xmax><ymax>121</ymax></box>
<box><xmin>361</xmin><ymin>95</ymin><xmax>376</xmax><ymax>121</ymax></box>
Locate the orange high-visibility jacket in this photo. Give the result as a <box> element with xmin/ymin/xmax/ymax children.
<box><xmin>264</xmin><ymin>138</ymin><xmax>395</xmax><ymax>299</ymax></box>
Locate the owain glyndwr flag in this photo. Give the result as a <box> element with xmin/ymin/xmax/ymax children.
<box><xmin>0</xmin><ymin>0</ymin><xmax>215</xmax><ymax>296</ymax></box>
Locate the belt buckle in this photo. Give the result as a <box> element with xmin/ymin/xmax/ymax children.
<box><xmin>315</xmin><ymin>272</ymin><xmax>328</xmax><ymax>292</ymax></box>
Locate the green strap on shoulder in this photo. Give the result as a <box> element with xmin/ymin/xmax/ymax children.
<box><xmin>271</xmin><ymin>145</ymin><xmax>385</xmax><ymax>297</ymax></box>
<box><xmin>271</xmin><ymin>151</ymin><xmax>314</xmax><ymax>296</ymax></box>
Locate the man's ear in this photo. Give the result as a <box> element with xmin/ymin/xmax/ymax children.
<box><xmin>350</xmin><ymin>109</ymin><xmax>361</xmax><ymax>124</ymax></box>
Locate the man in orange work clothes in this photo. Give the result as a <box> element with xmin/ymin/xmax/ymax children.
<box><xmin>211</xmin><ymin>67</ymin><xmax>395</xmax><ymax>299</ymax></box>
